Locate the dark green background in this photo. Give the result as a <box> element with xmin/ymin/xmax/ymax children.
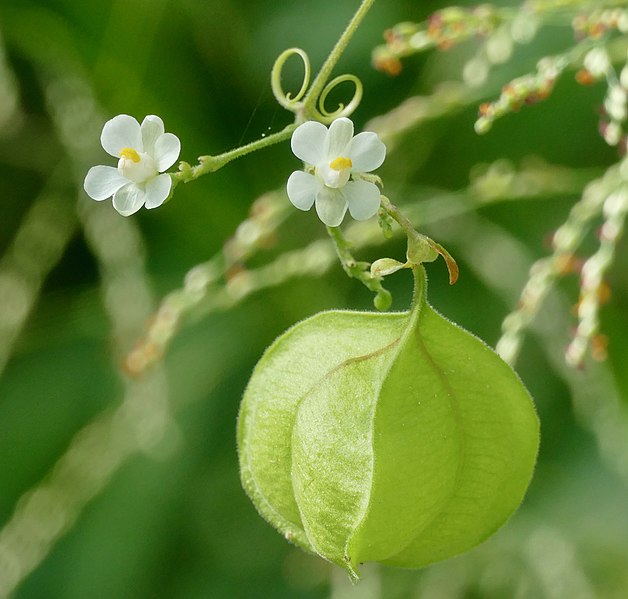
<box><xmin>1</xmin><ymin>0</ymin><xmax>627</xmax><ymax>597</ymax></box>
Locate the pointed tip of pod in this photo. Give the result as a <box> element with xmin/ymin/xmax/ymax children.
<box><xmin>343</xmin><ymin>554</ymin><xmax>361</xmax><ymax>583</ymax></box>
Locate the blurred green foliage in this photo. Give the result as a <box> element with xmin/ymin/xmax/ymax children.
<box><xmin>1</xmin><ymin>0</ymin><xmax>628</xmax><ymax>598</ymax></box>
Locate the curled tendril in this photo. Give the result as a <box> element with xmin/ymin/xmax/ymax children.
<box><xmin>271</xmin><ymin>47</ymin><xmax>363</xmax><ymax>122</ymax></box>
<box><xmin>271</xmin><ymin>47</ymin><xmax>311</xmax><ymax>110</ymax></box>
<box><xmin>315</xmin><ymin>74</ymin><xmax>363</xmax><ymax>123</ymax></box>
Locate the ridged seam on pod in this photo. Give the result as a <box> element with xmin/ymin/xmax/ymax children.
<box><xmin>238</xmin><ymin>266</ymin><xmax>539</xmax><ymax>578</ymax></box>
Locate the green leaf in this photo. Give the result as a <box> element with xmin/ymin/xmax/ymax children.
<box><xmin>238</xmin><ymin>267</ymin><xmax>539</xmax><ymax>576</ymax></box>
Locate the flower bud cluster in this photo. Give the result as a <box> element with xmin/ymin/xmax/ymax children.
<box><xmin>573</xmin><ymin>47</ymin><xmax>628</xmax><ymax>149</ymax></box>
<box><xmin>372</xmin><ymin>5</ymin><xmax>504</xmax><ymax>76</ymax></box>
<box><xmin>426</xmin><ymin>5</ymin><xmax>503</xmax><ymax>50</ymax></box>
<box><xmin>572</xmin><ymin>8</ymin><xmax>628</xmax><ymax>41</ymax></box>
<box><xmin>566</xmin><ymin>181</ymin><xmax>628</xmax><ymax>367</ymax></box>
<box><xmin>581</xmin><ymin>47</ymin><xmax>612</xmax><ymax>81</ymax></box>
<box><xmin>373</xmin><ymin>3</ymin><xmax>628</xmax><ymax>144</ymax></box>
<box><xmin>372</xmin><ymin>23</ymin><xmax>420</xmax><ymax>76</ymax></box>
<box><xmin>600</xmin><ymin>80</ymin><xmax>628</xmax><ymax>148</ymax></box>
<box><xmin>496</xmin><ymin>165</ymin><xmax>622</xmax><ymax>366</ymax></box>
<box><xmin>475</xmin><ymin>56</ymin><xmax>563</xmax><ymax>134</ymax></box>
<box><xmin>603</xmin><ymin>60</ymin><xmax>628</xmax><ymax>152</ymax></box>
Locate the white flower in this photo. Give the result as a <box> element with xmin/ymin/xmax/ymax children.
<box><xmin>287</xmin><ymin>117</ymin><xmax>386</xmax><ymax>227</ymax></box>
<box><xmin>84</xmin><ymin>114</ymin><xmax>181</xmax><ymax>216</ymax></box>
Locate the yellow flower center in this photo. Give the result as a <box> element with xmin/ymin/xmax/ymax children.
<box><xmin>119</xmin><ymin>147</ymin><xmax>141</xmax><ymax>163</ymax></box>
<box><xmin>117</xmin><ymin>148</ymin><xmax>157</xmax><ymax>183</ymax></box>
<box><xmin>329</xmin><ymin>156</ymin><xmax>352</xmax><ymax>171</ymax></box>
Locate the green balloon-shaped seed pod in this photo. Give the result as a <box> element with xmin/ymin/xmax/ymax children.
<box><xmin>238</xmin><ymin>266</ymin><xmax>539</xmax><ymax>578</ymax></box>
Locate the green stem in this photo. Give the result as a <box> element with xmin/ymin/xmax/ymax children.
<box><xmin>381</xmin><ymin>195</ymin><xmax>459</xmax><ymax>284</ymax></box>
<box><xmin>174</xmin><ymin>124</ymin><xmax>297</xmax><ymax>183</ymax></box>
<box><xmin>411</xmin><ymin>264</ymin><xmax>427</xmax><ymax>311</ymax></box>
<box><xmin>173</xmin><ymin>0</ymin><xmax>376</xmax><ymax>185</ymax></box>
<box><xmin>380</xmin><ymin>195</ymin><xmax>419</xmax><ymax>241</ymax></box>
<box><xmin>302</xmin><ymin>0</ymin><xmax>376</xmax><ymax>117</ymax></box>
<box><xmin>327</xmin><ymin>225</ymin><xmax>391</xmax><ymax>310</ymax></box>
<box><xmin>327</xmin><ymin>225</ymin><xmax>364</xmax><ymax>277</ymax></box>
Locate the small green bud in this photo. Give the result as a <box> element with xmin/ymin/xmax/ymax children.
<box><xmin>475</xmin><ymin>116</ymin><xmax>492</xmax><ymax>135</ymax></box>
<box><xmin>373</xmin><ymin>288</ymin><xmax>393</xmax><ymax>311</ymax></box>
<box><xmin>377</xmin><ymin>208</ymin><xmax>394</xmax><ymax>239</ymax></box>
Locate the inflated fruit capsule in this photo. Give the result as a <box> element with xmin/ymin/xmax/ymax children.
<box><xmin>238</xmin><ymin>267</ymin><xmax>539</xmax><ymax>578</ymax></box>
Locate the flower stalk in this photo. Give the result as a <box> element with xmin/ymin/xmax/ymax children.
<box><xmin>179</xmin><ymin>0</ymin><xmax>377</xmax><ymax>185</ymax></box>
<box><xmin>174</xmin><ymin>124</ymin><xmax>297</xmax><ymax>184</ymax></box>
<box><xmin>380</xmin><ymin>195</ymin><xmax>459</xmax><ymax>284</ymax></box>
<box><xmin>326</xmin><ymin>225</ymin><xmax>392</xmax><ymax>310</ymax></box>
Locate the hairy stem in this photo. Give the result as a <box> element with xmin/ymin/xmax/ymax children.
<box><xmin>174</xmin><ymin>124</ymin><xmax>297</xmax><ymax>183</ymax></box>
<box><xmin>381</xmin><ymin>195</ymin><xmax>458</xmax><ymax>284</ymax></box>
<box><xmin>327</xmin><ymin>224</ymin><xmax>391</xmax><ymax>310</ymax></box>
<box><xmin>380</xmin><ymin>195</ymin><xmax>418</xmax><ymax>239</ymax></box>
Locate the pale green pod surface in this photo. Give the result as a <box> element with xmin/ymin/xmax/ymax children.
<box><xmin>238</xmin><ymin>268</ymin><xmax>539</xmax><ymax>576</ymax></box>
<box><xmin>238</xmin><ymin>311</ymin><xmax>407</xmax><ymax>551</ymax></box>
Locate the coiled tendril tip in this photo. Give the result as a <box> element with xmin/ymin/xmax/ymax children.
<box><xmin>271</xmin><ymin>47</ymin><xmax>363</xmax><ymax>123</ymax></box>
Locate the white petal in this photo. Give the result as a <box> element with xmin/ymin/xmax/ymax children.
<box><xmin>144</xmin><ymin>173</ymin><xmax>172</xmax><ymax>209</ymax></box>
<box><xmin>112</xmin><ymin>183</ymin><xmax>146</xmax><ymax>216</ymax></box>
<box><xmin>291</xmin><ymin>121</ymin><xmax>328</xmax><ymax>165</ymax></box>
<box><xmin>101</xmin><ymin>115</ymin><xmax>142</xmax><ymax>157</ymax></box>
<box><xmin>315</xmin><ymin>187</ymin><xmax>348</xmax><ymax>227</ymax></box>
<box><xmin>287</xmin><ymin>171</ymin><xmax>319</xmax><ymax>210</ymax></box>
<box><xmin>348</xmin><ymin>131</ymin><xmax>386</xmax><ymax>172</ymax></box>
<box><xmin>153</xmin><ymin>133</ymin><xmax>181</xmax><ymax>171</ymax></box>
<box><xmin>141</xmin><ymin>115</ymin><xmax>165</xmax><ymax>155</ymax></box>
<box><xmin>326</xmin><ymin>117</ymin><xmax>354</xmax><ymax>159</ymax></box>
<box><xmin>84</xmin><ymin>166</ymin><xmax>128</xmax><ymax>200</ymax></box>
<box><xmin>344</xmin><ymin>180</ymin><xmax>381</xmax><ymax>221</ymax></box>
